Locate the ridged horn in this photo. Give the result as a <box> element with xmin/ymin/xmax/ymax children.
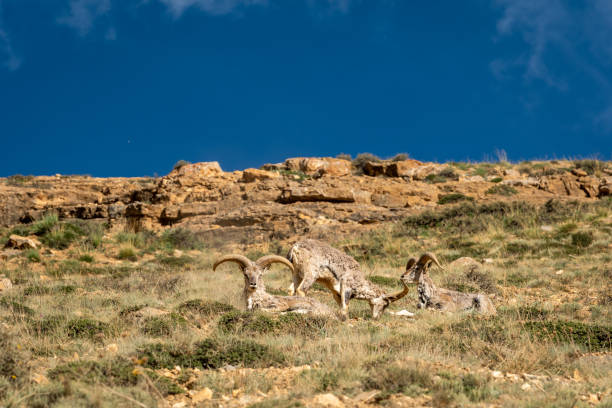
<box><xmin>384</xmin><ymin>280</ymin><xmax>410</xmax><ymax>302</ymax></box>
<box><xmin>255</xmin><ymin>255</ymin><xmax>294</xmax><ymax>273</ymax></box>
<box><xmin>405</xmin><ymin>257</ymin><xmax>417</xmax><ymax>271</ymax></box>
<box><xmin>213</xmin><ymin>254</ymin><xmax>253</xmax><ymax>271</ymax></box>
<box><xmin>417</xmin><ymin>253</ymin><xmax>443</xmax><ymax>270</ymax></box>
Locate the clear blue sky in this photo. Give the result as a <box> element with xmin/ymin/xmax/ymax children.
<box><xmin>0</xmin><ymin>0</ymin><xmax>610</xmax><ymax>177</ymax></box>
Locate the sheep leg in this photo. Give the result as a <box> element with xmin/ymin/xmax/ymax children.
<box><xmin>339</xmin><ymin>280</ymin><xmax>349</xmax><ymax>320</ymax></box>
<box><xmin>295</xmin><ymin>269</ymin><xmax>317</xmax><ymax>297</ymax></box>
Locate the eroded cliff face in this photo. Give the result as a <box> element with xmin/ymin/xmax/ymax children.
<box><xmin>1</xmin><ymin>157</ymin><xmax>610</xmax><ymax>241</ymax></box>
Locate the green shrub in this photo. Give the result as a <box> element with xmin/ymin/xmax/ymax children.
<box><xmin>490</xmin><ymin>177</ymin><xmax>503</xmax><ymax>183</ymax></box>
<box><xmin>438</xmin><ymin>193</ymin><xmax>474</xmax><ymax>205</ymax></box>
<box><xmin>173</xmin><ymin>160</ymin><xmax>191</xmax><ymax>170</ymax></box>
<box><xmin>160</xmin><ymin>228</ymin><xmax>203</xmax><ymax>250</ymax></box>
<box><xmin>486</xmin><ymin>184</ymin><xmax>517</xmax><ymax>196</ymax></box>
<box><xmin>364</xmin><ymin>364</ymin><xmax>433</xmax><ymax>396</ymax></box>
<box><xmin>65</xmin><ymin>318</ymin><xmax>109</xmax><ymax>338</ymax></box>
<box><xmin>336</xmin><ymin>153</ymin><xmax>352</xmax><ymax>161</ymax></box>
<box><xmin>524</xmin><ymin>321</ymin><xmax>611</xmax><ymax>351</ymax></box>
<box><xmin>390</xmin><ymin>153</ymin><xmax>409</xmax><ymax>161</ymax></box>
<box><xmin>118</xmin><ymin>247</ymin><xmax>138</xmax><ymax>261</ymax></box>
<box><xmin>504</xmin><ymin>241</ymin><xmax>531</xmax><ymax>256</ymax></box>
<box><xmin>30</xmin><ymin>315</ymin><xmax>67</xmax><ymax>335</ymax></box>
<box><xmin>23</xmin><ymin>284</ymin><xmax>52</xmax><ymax>296</ymax></box>
<box><xmin>0</xmin><ymin>298</ymin><xmax>35</xmax><ymax>315</ymax></box>
<box><xmin>218</xmin><ymin>310</ymin><xmax>334</xmax><ymax>338</ymax></box>
<box><xmin>5</xmin><ymin>174</ymin><xmax>34</xmax><ymax>186</ymax></box>
<box><xmin>137</xmin><ymin>343</ymin><xmax>196</xmax><ymax>369</ymax></box>
<box><xmin>352</xmin><ymin>153</ymin><xmax>382</xmax><ymax>174</ymax></box>
<box><xmin>574</xmin><ymin>159</ymin><xmax>606</xmax><ymax>175</ymax></box>
<box><xmin>31</xmin><ymin>214</ymin><xmax>59</xmax><ymax>236</ymax></box>
<box><xmin>137</xmin><ymin>338</ymin><xmax>284</xmax><ymax>370</ymax></box>
<box><xmin>177</xmin><ymin>299</ymin><xmax>236</xmax><ymax>317</ymax></box>
<box><xmin>49</xmin><ymin>359</ymin><xmax>138</xmax><ymax>386</ymax></box>
<box><xmin>571</xmin><ymin>232</ymin><xmax>593</xmax><ymax>248</ymax></box>
<box><xmin>24</xmin><ymin>249</ymin><xmax>41</xmax><ymax>262</ymax></box>
<box><xmin>41</xmin><ymin>223</ymin><xmax>84</xmax><ymax>249</ymax></box>
<box><xmin>78</xmin><ymin>254</ymin><xmax>94</xmax><ymax>263</ymax></box>
<box><xmin>140</xmin><ymin>313</ymin><xmax>186</xmax><ymax>337</ymax></box>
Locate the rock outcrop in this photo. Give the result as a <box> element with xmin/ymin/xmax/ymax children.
<box><xmin>1</xmin><ymin>158</ymin><xmax>609</xmax><ymax>242</ymax></box>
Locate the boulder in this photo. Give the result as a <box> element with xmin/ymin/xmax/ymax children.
<box><xmin>503</xmin><ymin>168</ymin><xmax>521</xmax><ymax>178</ymax></box>
<box><xmin>571</xmin><ymin>168</ymin><xmax>588</xmax><ymax>177</ymax></box>
<box><xmin>312</xmin><ymin>393</ymin><xmax>344</xmax><ymax>408</ymax></box>
<box><xmin>242</xmin><ymin>168</ymin><xmax>281</xmax><ymax>183</ymax></box>
<box><xmin>168</xmin><ymin>161</ymin><xmax>222</xmax><ymax>178</ymax></box>
<box><xmin>387</xmin><ymin>159</ymin><xmax>425</xmax><ymax>177</ymax></box>
<box><xmin>449</xmin><ymin>257</ymin><xmax>482</xmax><ymax>272</ymax></box>
<box><xmin>579</xmin><ymin>176</ymin><xmax>599</xmax><ymax>198</ymax></box>
<box><xmin>4</xmin><ymin>234</ymin><xmax>41</xmax><ymax>250</ymax></box>
<box><xmin>538</xmin><ymin>175</ymin><xmax>585</xmax><ymax>197</ymax></box>
<box><xmin>362</xmin><ymin>162</ymin><xmax>387</xmax><ymax>177</ymax></box>
<box><xmin>599</xmin><ymin>177</ymin><xmax>612</xmax><ymax>197</ymax></box>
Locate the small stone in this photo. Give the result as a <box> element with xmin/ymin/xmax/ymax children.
<box><xmin>391</xmin><ymin>310</ymin><xmax>415</xmax><ymax>317</ymax></box>
<box><xmin>521</xmin><ymin>383</ymin><xmax>531</xmax><ymax>390</ymax></box>
<box><xmin>192</xmin><ymin>387</ymin><xmax>213</xmax><ymax>403</ymax></box>
<box><xmin>483</xmin><ymin>258</ymin><xmax>494</xmax><ymax>264</ymax></box>
<box><xmin>313</xmin><ymin>393</ymin><xmax>344</xmax><ymax>408</ymax></box>
<box><xmin>540</xmin><ymin>225</ymin><xmax>553</xmax><ymax>232</ymax></box>
<box><xmin>354</xmin><ymin>390</ymin><xmax>379</xmax><ymax>403</ymax></box>
<box><xmin>555</xmin><ymin>270</ymin><xmax>564</xmax><ymax>275</ymax></box>
<box><xmin>572</xmin><ymin>168</ymin><xmax>588</xmax><ymax>177</ymax></box>
<box><xmin>491</xmin><ymin>371</ymin><xmax>503</xmax><ymax>378</ymax></box>
<box><xmin>31</xmin><ymin>373</ymin><xmax>49</xmax><ymax>384</ymax></box>
<box><xmin>222</xmin><ymin>364</ymin><xmax>236</xmax><ymax>371</ymax></box>
<box><xmin>173</xmin><ymin>249</ymin><xmax>184</xmax><ymax>258</ymax></box>
<box><xmin>0</xmin><ymin>277</ymin><xmax>13</xmax><ymax>292</ymax></box>
<box><xmin>4</xmin><ymin>235</ymin><xmax>41</xmax><ymax>250</ymax></box>
<box><xmin>172</xmin><ymin>402</ymin><xmax>187</xmax><ymax>408</ymax></box>
<box><xmin>106</xmin><ymin>343</ymin><xmax>118</xmax><ymax>353</ymax></box>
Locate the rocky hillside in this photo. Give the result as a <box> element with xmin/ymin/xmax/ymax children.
<box><xmin>1</xmin><ymin>157</ymin><xmax>610</xmax><ymax>241</ymax></box>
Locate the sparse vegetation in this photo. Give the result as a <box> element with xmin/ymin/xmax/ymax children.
<box><xmin>438</xmin><ymin>193</ymin><xmax>474</xmax><ymax>205</ymax></box>
<box><xmin>486</xmin><ymin>184</ymin><xmax>518</xmax><ymax>196</ymax></box>
<box><xmin>173</xmin><ymin>159</ymin><xmax>191</xmax><ymax>170</ymax></box>
<box><xmin>1</xmin><ymin>172</ymin><xmax>611</xmax><ymax>406</ymax></box>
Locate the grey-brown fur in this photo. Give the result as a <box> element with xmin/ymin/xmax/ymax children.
<box><xmin>402</xmin><ymin>253</ymin><xmax>496</xmax><ymax>315</ymax></box>
<box><xmin>287</xmin><ymin>239</ymin><xmax>409</xmax><ymax>319</ymax></box>
<box><xmin>213</xmin><ymin>254</ymin><xmax>336</xmax><ymax>317</ymax></box>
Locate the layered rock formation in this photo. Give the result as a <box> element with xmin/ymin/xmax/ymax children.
<box><xmin>1</xmin><ymin>158</ymin><xmax>610</xmax><ymax>242</ymax></box>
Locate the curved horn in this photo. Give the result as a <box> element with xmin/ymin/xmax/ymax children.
<box><xmin>213</xmin><ymin>254</ymin><xmax>253</xmax><ymax>271</ymax></box>
<box><xmin>417</xmin><ymin>253</ymin><xmax>443</xmax><ymax>270</ymax></box>
<box><xmin>405</xmin><ymin>257</ymin><xmax>417</xmax><ymax>271</ymax></box>
<box><xmin>255</xmin><ymin>255</ymin><xmax>294</xmax><ymax>273</ymax></box>
<box><xmin>384</xmin><ymin>280</ymin><xmax>410</xmax><ymax>302</ymax></box>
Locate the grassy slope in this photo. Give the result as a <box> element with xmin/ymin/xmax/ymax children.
<box><xmin>0</xmin><ymin>198</ymin><xmax>611</xmax><ymax>407</ymax></box>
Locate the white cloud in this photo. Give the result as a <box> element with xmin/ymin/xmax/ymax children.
<box><xmin>493</xmin><ymin>0</ymin><xmax>569</xmax><ymax>89</ymax></box>
<box><xmin>57</xmin><ymin>0</ymin><xmax>111</xmax><ymax>36</ymax></box>
<box><xmin>0</xmin><ymin>28</ymin><xmax>21</xmax><ymax>71</ymax></box>
<box><xmin>157</xmin><ymin>0</ymin><xmax>267</xmax><ymax>19</ymax></box>
<box><xmin>0</xmin><ymin>1</ymin><xmax>21</xmax><ymax>71</ymax></box>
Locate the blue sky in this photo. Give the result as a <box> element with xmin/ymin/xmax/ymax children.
<box><xmin>0</xmin><ymin>0</ymin><xmax>610</xmax><ymax>177</ymax></box>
